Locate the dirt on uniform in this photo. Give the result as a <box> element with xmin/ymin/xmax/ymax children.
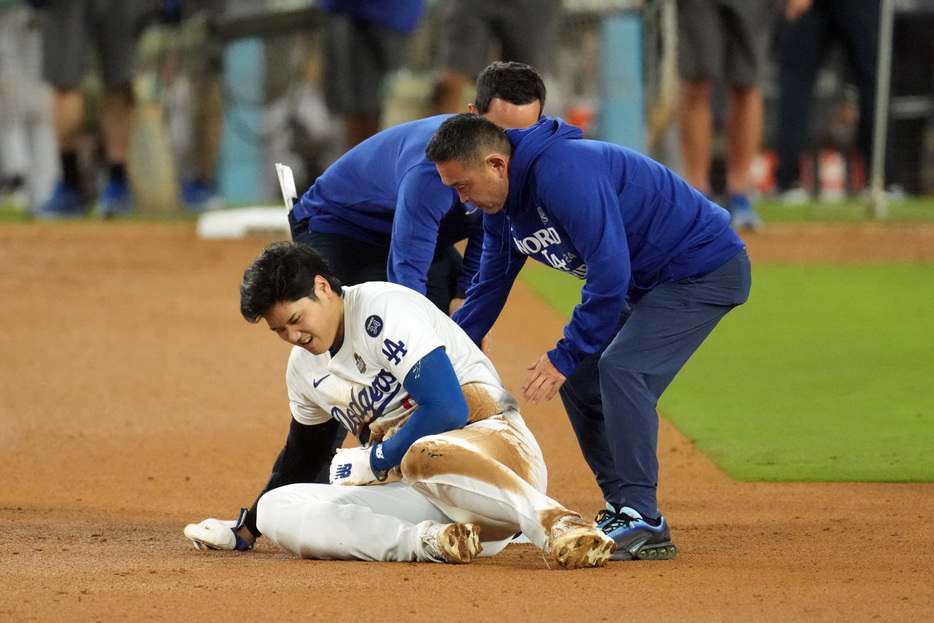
<box><xmin>1</xmin><ymin>222</ymin><xmax>932</xmax><ymax>622</ymax></box>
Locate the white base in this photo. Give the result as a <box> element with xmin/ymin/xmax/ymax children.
<box><xmin>196</xmin><ymin>206</ymin><xmax>290</xmax><ymax>239</ymax></box>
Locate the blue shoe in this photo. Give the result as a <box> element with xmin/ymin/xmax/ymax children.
<box><xmin>596</xmin><ymin>505</ymin><xmax>678</xmax><ymax>561</ymax></box>
<box><xmin>728</xmin><ymin>194</ymin><xmax>763</xmax><ymax>232</ymax></box>
<box><xmin>34</xmin><ymin>182</ymin><xmax>88</xmax><ymax>219</ymax></box>
<box><xmin>97</xmin><ymin>179</ymin><xmax>133</xmax><ymax>218</ymax></box>
<box><xmin>181</xmin><ymin>180</ymin><xmax>222</xmax><ymax>213</ymax></box>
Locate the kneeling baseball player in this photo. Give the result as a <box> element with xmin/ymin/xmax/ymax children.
<box><xmin>184</xmin><ymin>241</ymin><xmax>615</xmax><ymax>569</ymax></box>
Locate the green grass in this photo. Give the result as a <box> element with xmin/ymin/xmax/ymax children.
<box><xmin>755</xmin><ymin>196</ymin><xmax>934</xmax><ymax>223</ymax></box>
<box><xmin>0</xmin><ymin>204</ymin><xmax>30</xmax><ymax>223</ymax></box>
<box><xmin>520</xmin><ymin>261</ymin><xmax>934</xmax><ymax>482</ymax></box>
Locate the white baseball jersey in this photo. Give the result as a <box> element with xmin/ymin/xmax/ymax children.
<box><xmin>286</xmin><ymin>282</ymin><xmax>517</xmax><ymax>447</ymax></box>
<box><xmin>258</xmin><ymin>282</ymin><xmax>585</xmax><ymax>563</ymax></box>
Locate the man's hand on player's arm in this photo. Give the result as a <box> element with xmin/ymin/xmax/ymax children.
<box><xmin>521</xmin><ymin>353</ymin><xmax>567</xmax><ymax>405</ymax></box>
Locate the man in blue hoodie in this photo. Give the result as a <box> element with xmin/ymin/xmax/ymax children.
<box><xmin>426</xmin><ymin>113</ymin><xmax>752</xmax><ymax>561</ymax></box>
<box><xmin>290</xmin><ymin>61</ymin><xmax>547</xmax><ymax>316</ymax></box>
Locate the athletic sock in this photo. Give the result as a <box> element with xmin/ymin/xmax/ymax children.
<box><xmin>109</xmin><ymin>163</ymin><xmax>127</xmax><ymax>184</ymax></box>
<box><xmin>61</xmin><ymin>151</ymin><xmax>80</xmax><ymax>190</ymax></box>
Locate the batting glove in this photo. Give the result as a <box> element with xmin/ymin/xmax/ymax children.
<box><xmin>183</xmin><ymin>508</ymin><xmax>254</xmax><ymax>551</ymax></box>
<box><xmin>329</xmin><ymin>445</ymin><xmax>388</xmax><ymax>486</ymax></box>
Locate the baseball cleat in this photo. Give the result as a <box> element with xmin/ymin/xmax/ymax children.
<box><xmin>422</xmin><ymin>521</ymin><xmax>482</xmax><ymax>564</ymax></box>
<box><xmin>545</xmin><ymin>514</ymin><xmax>617</xmax><ymax>569</ymax></box>
<box><xmin>96</xmin><ymin>179</ymin><xmax>133</xmax><ymax>218</ymax></box>
<box><xmin>596</xmin><ymin>506</ymin><xmax>678</xmax><ymax>561</ymax></box>
<box><xmin>33</xmin><ymin>182</ymin><xmax>88</xmax><ymax>219</ymax></box>
<box><xmin>184</xmin><ymin>508</ymin><xmax>254</xmax><ymax>551</ymax></box>
<box><xmin>728</xmin><ymin>194</ymin><xmax>763</xmax><ymax>232</ymax></box>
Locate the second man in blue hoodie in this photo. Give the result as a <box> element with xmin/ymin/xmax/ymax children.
<box><xmin>426</xmin><ymin>113</ymin><xmax>752</xmax><ymax>561</ymax></box>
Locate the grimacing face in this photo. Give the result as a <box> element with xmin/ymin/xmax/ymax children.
<box><xmin>261</xmin><ymin>275</ymin><xmax>344</xmax><ymax>355</ymax></box>
<box><xmin>435</xmin><ymin>154</ymin><xmax>510</xmax><ymax>215</ymax></box>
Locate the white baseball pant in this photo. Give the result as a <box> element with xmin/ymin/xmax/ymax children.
<box><xmin>256</xmin><ymin>410</ymin><xmax>575</xmax><ymax>561</ymax></box>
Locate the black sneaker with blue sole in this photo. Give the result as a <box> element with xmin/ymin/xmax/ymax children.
<box><xmin>596</xmin><ymin>506</ymin><xmax>678</xmax><ymax>561</ymax></box>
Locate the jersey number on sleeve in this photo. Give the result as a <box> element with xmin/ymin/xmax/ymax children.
<box><xmin>381</xmin><ymin>339</ymin><xmax>408</xmax><ymax>365</ymax></box>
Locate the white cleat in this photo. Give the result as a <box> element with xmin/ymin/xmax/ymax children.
<box><xmin>184</xmin><ymin>518</ymin><xmax>238</xmax><ymax>550</ymax></box>
<box><xmin>184</xmin><ymin>508</ymin><xmax>253</xmax><ymax>551</ymax></box>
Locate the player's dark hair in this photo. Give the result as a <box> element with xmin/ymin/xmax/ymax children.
<box><xmin>425</xmin><ymin>113</ymin><xmax>512</xmax><ymax>166</ymax></box>
<box><xmin>239</xmin><ymin>241</ymin><xmax>342</xmax><ymax>323</ymax></box>
<box><xmin>474</xmin><ymin>62</ymin><xmax>546</xmax><ymax>117</ymax></box>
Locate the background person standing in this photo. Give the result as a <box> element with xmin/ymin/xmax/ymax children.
<box><xmin>33</xmin><ymin>0</ymin><xmax>146</xmax><ymax>218</ymax></box>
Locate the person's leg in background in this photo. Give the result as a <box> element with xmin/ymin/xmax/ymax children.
<box><xmin>96</xmin><ymin>85</ymin><xmax>134</xmax><ymax>217</ymax></box>
<box><xmin>0</xmin><ymin>3</ymin><xmax>57</xmax><ymax>212</ymax></box>
<box><xmin>496</xmin><ymin>0</ymin><xmax>561</xmax><ymax>86</ymax></box>
<box><xmin>889</xmin><ymin>13</ymin><xmax>934</xmax><ymax>195</ymax></box>
<box><xmin>432</xmin><ymin>0</ymin><xmax>491</xmax><ymax>115</ymax></box>
<box><xmin>720</xmin><ymin>0</ymin><xmax>773</xmax><ymax>230</ymax></box>
<box><xmin>432</xmin><ymin>0</ymin><xmax>561</xmax><ymax>115</ymax></box>
<box><xmin>724</xmin><ymin>82</ymin><xmax>763</xmax><ymax>223</ymax></box>
<box><xmin>774</xmin><ymin>2</ymin><xmax>828</xmax><ymax>202</ymax></box>
<box><xmin>181</xmin><ymin>0</ymin><xmax>225</xmax><ymax>212</ymax></box>
<box><xmin>180</xmin><ymin>66</ymin><xmax>224</xmax><ymax>211</ymax></box>
<box><xmin>36</xmin><ymin>0</ymin><xmax>91</xmax><ymax>217</ymax></box>
<box><xmin>829</xmin><ymin>0</ymin><xmax>898</xmax><ymax>193</ymax></box>
<box><xmin>679</xmin><ymin>79</ymin><xmax>715</xmax><ymax>194</ymax></box>
<box><xmin>323</xmin><ymin>12</ymin><xmax>408</xmax><ymax>149</ymax></box>
<box><xmin>677</xmin><ymin>0</ymin><xmax>721</xmax><ymax>198</ymax></box>
<box><xmin>93</xmin><ymin>0</ymin><xmax>143</xmax><ymax>217</ymax></box>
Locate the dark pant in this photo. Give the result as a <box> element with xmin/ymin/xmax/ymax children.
<box><xmin>290</xmin><ymin>212</ymin><xmax>463</xmax><ymax>312</ymax></box>
<box><xmin>559</xmin><ymin>249</ymin><xmax>752</xmax><ymax>519</ymax></box>
<box><xmin>774</xmin><ymin>0</ymin><xmax>896</xmax><ymax>189</ymax></box>
<box><xmin>292</xmin><ymin>227</ymin><xmax>390</xmax><ymax>287</ymax></box>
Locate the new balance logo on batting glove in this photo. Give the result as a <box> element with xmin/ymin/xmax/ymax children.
<box><xmin>329</xmin><ymin>445</ymin><xmax>388</xmax><ymax>485</ymax></box>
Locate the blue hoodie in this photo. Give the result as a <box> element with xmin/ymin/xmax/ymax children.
<box><xmin>320</xmin><ymin>0</ymin><xmax>426</xmax><ymax>34</ymax></box>
<box><xmin>293</xmin><ymin>115</ymin><xmax>482</xmax><ymax>295</ymax></box>
<box><xmin>452</xmin><ymin>117</ymin><xmax>745</xmax><ymax>376</ymax></box>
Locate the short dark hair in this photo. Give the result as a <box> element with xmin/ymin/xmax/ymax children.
<box><xmin>239</xmin><ymin>241</ymin><xmax>342</xmax><ymax>323</ymax></box>
<box><xmin>474</xmin><ymin>61</ymin><xmax>546</xmax><ymax>116</ymax></box>
<box><xmin>425</xmin><ymin>113</ymin><xmax>513</xmax><ymax>166</ymax></box>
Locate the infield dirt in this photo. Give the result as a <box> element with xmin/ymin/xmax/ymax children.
<box><xmin>2</xmin><ymin>222</ymin><xmax>932</xmax><ymax>622</ymax></box>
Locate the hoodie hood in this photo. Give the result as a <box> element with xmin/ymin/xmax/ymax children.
<box><xmin>504</xmin><ymin>117</ymin><xmax>584</xmax><ymax>212</ymax></box>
